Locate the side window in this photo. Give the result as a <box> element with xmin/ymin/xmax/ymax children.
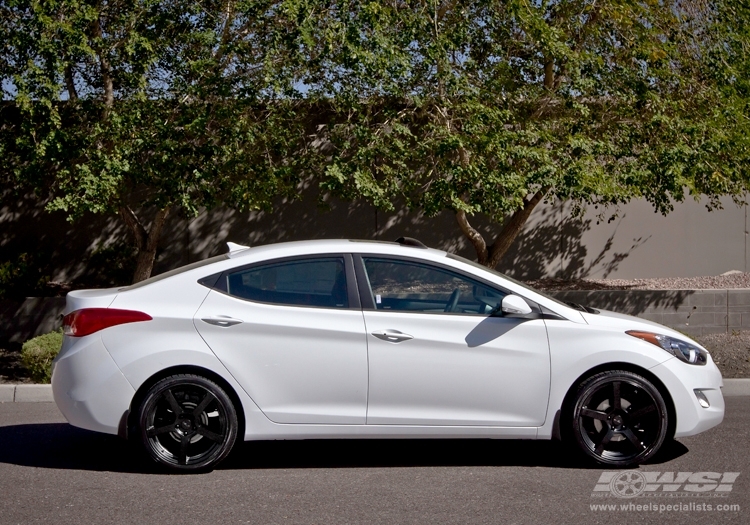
<box><xmin>225</xmin><ymin>258</ymin><xmax>349</xmax><ymax>308</ymax></box>
<box><xmin>361</xmin><ymin>258</ymin><xmax>506</xmax><ymax>315</ymax></box>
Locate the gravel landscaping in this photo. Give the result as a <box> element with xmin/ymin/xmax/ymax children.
<box><xmin>527</xmin><ymin>270</ymin><xmax>750</xmax><ymax>292</ymax></box>
<box><xmin>693</xmin><ymin>331</ymin><xmax>750</xmax><ymax>378</ymax></box>
<box><xmin>529</xmin><ymin>271</ymin><xmax>750</xmax><ymax>378</ymax></box>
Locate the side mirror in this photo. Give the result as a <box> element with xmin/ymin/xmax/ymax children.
<box><xmin>501</xmin><ymin>295</ymin><xmax>533</xmax><ymax>316</ymax></box>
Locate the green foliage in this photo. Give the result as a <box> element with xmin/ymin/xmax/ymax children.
<box><xmin>0</xmin><ymin>253</ymin><xmax>52</xmax><ymax>299</ymax></box>
<box><xmin>0</xmin><ymin>0</ymin><xmax>311</xmax><ymax>281</ymax></box>
<box><xmin>21</xmin><ymin>329</ymin><xmax>63</xmax><ymax>383</ymax></box>
<box><xmin>81</xmin><ymin>242</ymin><xmax>137</xmax><ymax>288</ymax></box>
<box><xmin>292</xmin><ymin>0</ymin><xmax>750</xmax><ymax>265</ymax></box>
<box><xmin>2</xmin><ymin>1</ymin><xmax>750</xmax><ymax>271</ymax></box>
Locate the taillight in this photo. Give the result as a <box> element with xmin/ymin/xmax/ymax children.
<box><xmin>62</xmin><ymin>308</ymin><xmax>152</xmax><ymax>337</ymax></box>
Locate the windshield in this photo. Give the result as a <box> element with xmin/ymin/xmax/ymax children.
<box><xmin>445</xmin><ymin>253</ymin><xmax>572</xmax><ymax>309</ymax></box>
<box><xmin>120</xmin><ymin>254</ymin><xmax>229</xmax><ymax>291</ymax></box>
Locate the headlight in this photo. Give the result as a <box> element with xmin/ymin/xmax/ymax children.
<box><xmin>626</xmin><ymin>330</ymin><xmax>708</xmax><ymax>366</ymax></box>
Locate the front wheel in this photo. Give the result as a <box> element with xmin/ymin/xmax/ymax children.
<box><xmin>568</xmin><ymin>370</ymin><xmax>669</xmax><ymax>467</ymax></box>
<box><xmin>138</xmin><ymin>374</ymin><xmax>238</xmax><ymax>471</ymax></box>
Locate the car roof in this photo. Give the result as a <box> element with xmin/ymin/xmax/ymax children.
<box><xmin>227</xmin><ymin>238</ymin><xmax>449</xmax><ymax>260</ymax></box>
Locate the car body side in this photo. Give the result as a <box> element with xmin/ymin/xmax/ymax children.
<box><xmin>52</xmin><ymin>240</ymin><xmax>724</xmax><ymax>443</ymax></box>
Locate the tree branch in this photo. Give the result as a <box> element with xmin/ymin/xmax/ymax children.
<box><xmin>92</xmin><ymin>12</ymin><xmax>114</xmax><ymax>112</ymax></box>
<box><xmin>124</xmin><ymin>206</ymin><xmax>171</xmax><ymax>283</ymax></box>
<box><xmin>119</xmin><ymin>205</ymin><xmax>147</xmax><ymax>250</ymax></box>
<box><xmin>487</xmin><ymin>187</ymin><xmax>550</xmax><ymax>268</ymax></box>
<box><xmin>146</xmin><ymin>207</ymin><xmax>170</xmax><ymax>253</ymax></box>
<box><xmin>544</xmin><ymin>56</ymin><xmax>554</xmax><ymax>90</ymax></box>
<box><xmin>213</xmin><ymin>0</ymin><xmax>237</xmax><ymax>62</ymax></box>
<box><xmin>437</xmin><ymin>0</ymin><xmax>458</xmax><ymax>20</ymax></box>
<box><xmin>64</xmin><ymin>64</ymin><xmax>78</xmax><ymax>101</ymax></box>
<box><xmin>456</xmin><ymin>209</ymin><xmax>488</xmax><ymax>265</ymax></box>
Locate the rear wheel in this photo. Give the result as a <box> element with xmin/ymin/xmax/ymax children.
<box><xmin>568</xmin><ymin>370</ymin><xmax>668</xmax><ymax>467</ymax></box>
<box><xmin>138</xmin><ymin>374</ymin><xmax>238</xmax><ymax>471</ymax></box>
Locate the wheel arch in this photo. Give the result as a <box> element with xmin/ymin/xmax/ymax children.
<box><xmin>125</xmin><ymin>365</ymin><xmax>246</xmax><ymax>441</ymax></box>
<box><xmin>556</xmin><ymin>362</ymin><xmax>677</xmax><ymax>442</ymax></box>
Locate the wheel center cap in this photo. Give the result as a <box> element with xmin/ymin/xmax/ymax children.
<box><xmin>181</xmin><ymin>420</ymin><xmax>192</xmax><ymax>430</ymax></box>
<box><xmin>612</xmin><ymin>415</ymin><xmax>624</xmax><ymax>427</ymax></box>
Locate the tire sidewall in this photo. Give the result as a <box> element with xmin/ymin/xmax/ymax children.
<box><xmin>570</xmin><ymin>370</ymin><xmax>669</xmax><ymax>467</ymax></box>
<box><xmin>138</xmin><ymin>374</ymin><xmax>239</xmax><ymax>471</ymax></box>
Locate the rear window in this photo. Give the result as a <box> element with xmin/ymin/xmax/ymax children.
<box><xmin>223</xmin><ymin>257</ymin><xmax>349</xmax><ymax>309</ymax></box>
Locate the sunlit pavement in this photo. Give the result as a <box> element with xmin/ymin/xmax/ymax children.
<box><xmin>0</xmin><ymin>399</ymin><xmax>747</xmax><ymax>524</ymax></box>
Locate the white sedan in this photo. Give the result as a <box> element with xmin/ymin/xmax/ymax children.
<box><xmin>52</xmin><ymin>238</ymin><xmax>724</xmax><ymax>471</ymax></box>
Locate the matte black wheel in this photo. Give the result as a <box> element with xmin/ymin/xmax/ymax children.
<box><xmin>569</xmin><ymin>370</ymin><xmax>668</xmax><ymax>467</ymax></box>
<box><xmin>138</xmin><ymin>374</ymin><xmax>238</xmax><ymax>471</ymax></box>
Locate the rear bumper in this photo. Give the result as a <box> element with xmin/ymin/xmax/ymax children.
<box><xmin>51</xmin><ymin>335</ymin><xmax>135</xmax><ymax>435</ymax></box>
<box><xmin>650</xmin><ymin>355</ymin><xmax>724</xmax><ymax>438</ymax></box>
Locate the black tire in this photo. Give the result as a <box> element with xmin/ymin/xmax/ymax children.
<box><xmin>567</xmin><ymin>370</ymin><xmax>669</xmax><ymax>467</ymax></box>
<box><xmin>138</xmin><ymin>374</ymin><xmax>238</xmax><ymax>472</ymax></box>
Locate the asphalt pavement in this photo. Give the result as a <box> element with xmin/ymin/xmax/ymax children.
<box><xmin>0</xmin><ymin>399</ymin><xmax>747</xmax><ymax>524</ymax></box>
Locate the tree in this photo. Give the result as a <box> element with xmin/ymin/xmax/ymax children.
<box><xmin>0</xmin><ymin>0</ymin><xmax>309</xmax><ymax>282</ymax></box>
<box><xmin>3</xmin><ymin>0</ymin><xmax>748</xmax><ymax>281</ymax></box>
<box><xmin>300</xmin><ymin>0</ymin><xmax>750</xmax><ymax>268</ymax></box>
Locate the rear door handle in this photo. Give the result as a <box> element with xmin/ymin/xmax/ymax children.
<box><xmin>201</xmin><ymin>316</ymin><xmax>243</xmax><ymax>327</ymax></box>
<box><xmin>371</xmin><ymin>329</ymin><xmax>414</xmax><ymax>343</ymax></box>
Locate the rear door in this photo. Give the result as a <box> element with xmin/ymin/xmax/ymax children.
<box><xmin>194</xmin><ymin>254</ymin><xmax>368</xmax><ymax>424</ymax></box>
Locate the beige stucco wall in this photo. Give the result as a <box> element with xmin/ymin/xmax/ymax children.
<box><xmin>1</xmin><ymin>192</ymin><xmax>747</xmax><ymax>283</ymax></box>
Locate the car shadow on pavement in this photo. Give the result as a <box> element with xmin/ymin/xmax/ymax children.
<box><xmin>0</xmin><ymin>422</ymin><xmax>690</xmax><ymax>473</ymax></box>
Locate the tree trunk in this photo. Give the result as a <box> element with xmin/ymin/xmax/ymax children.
<box><xmin>64</xmin><ymin>63</ymin><xmax>78</xmax><ymax>101</ymax></box>
<box><xmin>92</xmin><ymin>13</ymin><xmax>114</xmax><ymax>116</ymax></box>
<box><xmin>486</xmin><ymin>188</ymin><xmax>548</xmax><ymax>268</ymax></box>
<box><xmin>456</xmin><ymin>209</ymin><xmax>489</xmax><ymax>266</ymax></box>
<box><xmin>544</xmin><ymin>57</ymin><xmax>554</xmax><ymax>90</ymax></box>
<box><xmin>455</xmin><ymin>187</ymin><xmax>549</xmax><ymax>270</ymax></box>
<box><xmin>119</xmin><ymin>206</ymin><xmax>171</xmax><ymax>283</ymax></box>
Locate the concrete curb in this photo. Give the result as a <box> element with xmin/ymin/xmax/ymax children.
<box><xmin>0</xmin><ymin>384</ymin><xmax>54</xmax><ymax>402</ymax></box>
<box><xmin>722</xmin><ymin>378</ymin><xmax>750</xmax><ymax>397</ymax></box>
<box><xmin>1</xmin><ymin>379</ymin><xmax>750</xmax><ymax>402</ymax></box>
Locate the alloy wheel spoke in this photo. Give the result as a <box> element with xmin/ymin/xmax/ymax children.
<box><xmin>193</xmin><ymin>391</ymin><xmax>216</xmax><ymax>417</ymax></box>
<box><xmin>196</xmin><ymin>426</ymin><xmax>224</xmax><ymax>443</ymax></box>
<box><xmin>623</xmin><ymin>428</ymin><xmax>646</xmax><ymax>450</ymax></box>
<box><xmin>147</xmin><ymin>423</ymin><xmax>176</xmax><ymax>437</ymax></box>
<box><xmin>594</xmin><ymin>428</ymin><xmax>615</xmax><ymax>455</ymax></box>
<box><xmin>627</xmin><ymin>404</ymin><xmax>656</xmax><ymax>422</ymax></box>
<box><xmin>178</xmin><ymin>433</ymin><xmax>190</xmax><ymax>465</ymax></box>
<box><xmin>581</xmin><ymin>408</ymin><xmax>609</xmax><ymax>421</ymax></box>
<box><xmin>163</xmin><ymin>389</ymin><xmax>184</xmax><ymax>416</ymax></box>
<box><xmin>612</xmin><ymin>381</ymin><xmax>621</xmax><ymax>410</ymax></box>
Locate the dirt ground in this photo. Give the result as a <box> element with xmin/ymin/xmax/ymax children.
<box><xmin>0</xmin><ymin>345</ymin><xmax>32</xmax><ymax>384</ymax></box>
<box><xmin>694</xmin><ymin>331</ymin><xmax>750</xmax><ymax>378</ymax></box>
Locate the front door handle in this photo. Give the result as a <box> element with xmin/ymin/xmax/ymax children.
<box><xmin>201</xmin><ymin>316</ymin><xmax>243</xmax><ymax>327</ymax></box>
<box><xmin>371</xmin><ymin>329</ymin><xmax>414</xmax><ymax>343</ymax></box>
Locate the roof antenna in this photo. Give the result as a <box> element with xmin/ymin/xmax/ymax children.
<box><xmin>394</xmin><ymin>237</ymin><xmax>427</xmax><ymax>248</ymax></box>
<box><xmin>226</xmin><ymin>242</ymin><xmax>250</xmax><ymax>254</ymax></box>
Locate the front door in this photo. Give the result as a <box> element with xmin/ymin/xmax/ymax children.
<box><xmin>358</xmin><ymin>256</ymin><xmax>551</xmax><ymax>426</ymax></box>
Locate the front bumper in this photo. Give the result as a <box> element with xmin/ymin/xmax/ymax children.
<box><xmin>51</xmin><ymin>335</ymin><xmax>135</xmax><ymax>435</ymax></box>
<box><xmin>650</xmin><ymin>354</ymin><xmax>724</xmax><ymax>438</ymax></box>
